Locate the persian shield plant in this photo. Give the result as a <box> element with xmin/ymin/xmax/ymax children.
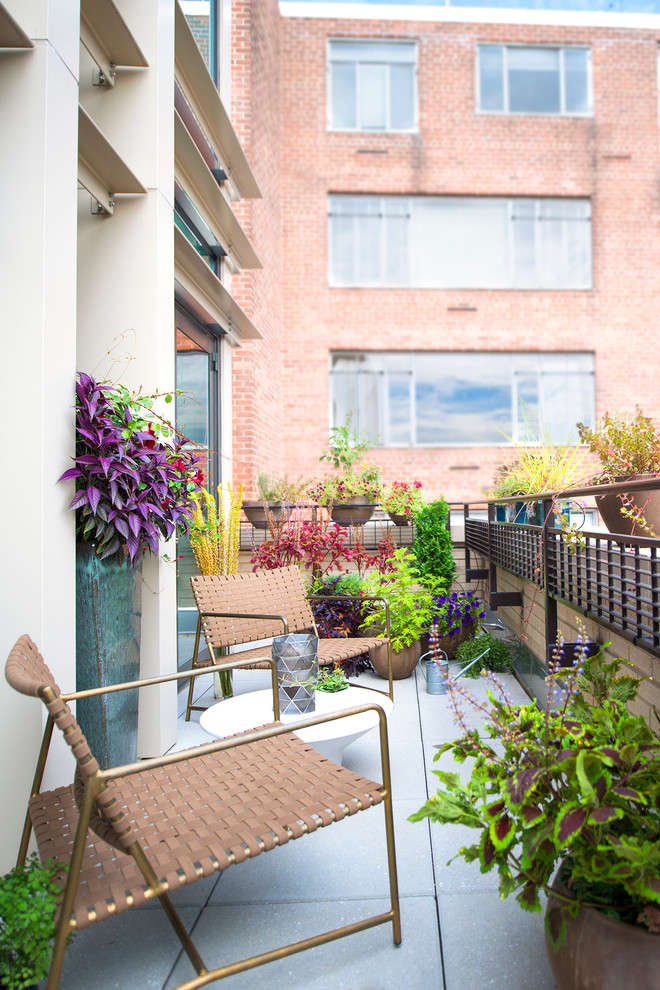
<box><xmin>60</xmin><ymin>373</ymin><xmax>204</xmax><ymax>565</ymax></box>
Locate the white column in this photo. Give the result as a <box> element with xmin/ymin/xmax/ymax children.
<box><xmin>77</xmin><ymin>1</ymin><xmax>178</xmax><ymax>757</ymax></box>
<box><xmin>0</xmin><ymin>2</ymin><xmax>79</xmax><ymax>870</ymax></box>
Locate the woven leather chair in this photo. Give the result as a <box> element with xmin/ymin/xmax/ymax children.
<box><xmin>5</xmin><ymin>635</ymin><xmax>401</xmax><ymax>990</ymax></box>
<box><xmin>185</xmin><ymin>565</ymin><xmax>393</xmax><ymax>721</ymax></box>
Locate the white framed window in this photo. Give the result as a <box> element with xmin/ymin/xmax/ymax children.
<box><xmin>331</xmin><ymin>352</ymin><xmax>595</xmax><ymax>447</ymax></box>
<box><xmin>477</xmin><ymin>44</ymin><xmax>592</xmax><ymax>116</ymax></box>
<box><xmin>328</xmin><ymin>195</ymin><xmax>592</xmax><ymax>290</ymax></box>
<box><xmin>327</xmin><ymin>39</ymin><xmax>417</xmax><ymax>132</ymax></box>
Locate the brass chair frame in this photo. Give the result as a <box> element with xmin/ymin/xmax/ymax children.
<box><xmin>185</xmin><ymin>566</ymin><xmax>393</xmax><ymax>721</ymax></box>
<box><xmin>7</xmin><ymin>636</ymin><xmax>401</xmax><ymax>990</ymax></box>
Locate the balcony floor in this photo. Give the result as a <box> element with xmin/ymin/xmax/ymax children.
<box><xmin>52</xmin><ymin>666</ymin><xmax>558</xmax><ymax>990</ymax></box>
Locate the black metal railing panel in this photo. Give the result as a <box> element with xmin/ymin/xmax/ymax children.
<box><xmin>546</xmin><ymin>533</ymin><xmax>660</xmax><ymax>652</ymax></box>
<box><xmin>464</xmin><ymin>488</ymin><xmax>660</xmax><ymax>658</ymax></box>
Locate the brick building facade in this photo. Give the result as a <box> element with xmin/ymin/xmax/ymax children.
<box><xmin>231</xmin><ymin>3</ymin><xmax>660</xmax><ymax>504</ymax></box>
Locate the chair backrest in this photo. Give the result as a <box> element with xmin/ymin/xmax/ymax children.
<box><xmin>6</xmin><ymin>635</ymin><xmax>136</xmax><ymax>850</ymax></box>
<box><xmin>191</xmin><ymin>566</ymin><xmax>316</xmax><ymax>652</ymax></box>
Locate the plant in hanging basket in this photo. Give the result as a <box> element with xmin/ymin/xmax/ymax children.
<box><xmin>381</xmin><ymin>480</ymin><xmax>424</xmax><ymax>524</ymax></box>
<box><xmin>59</xmin><ymin>372</ymin><xmax>204</xmax><ymax>565</ymax></box>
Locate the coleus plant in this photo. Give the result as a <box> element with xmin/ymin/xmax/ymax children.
<box><xmin>60</xmin><ymin>373</ymin><xmax>204</xmax><ymax>565</ymax></box>
<box><xmin>410</xmin><ymin>641</ymin><xmax>660</xmax><ymax>946</ymax></box>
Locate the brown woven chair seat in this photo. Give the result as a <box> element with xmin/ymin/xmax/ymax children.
<box><xmin>30</xmin><ymin>730</ymin><xmax>382</xmax><ymax>932</ymax></box>
<box><xmin>186</xmin><ymin>567</ymin><xmax>393</xmax><ymax>720</ymax></box>
<box><xmin>6</xmin><ymin>635</ymin><xmax>401</xmax><ymax>989</ymax></box>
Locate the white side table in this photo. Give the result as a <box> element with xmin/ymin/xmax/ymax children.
<box><xmin>199</xmin><ymin>686</ymin><xmax>393</xmax><ymax>764</ymax></box>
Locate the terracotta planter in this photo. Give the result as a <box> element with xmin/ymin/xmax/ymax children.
<box><xmin>242</xmin><ymin>500</ymin><xmax>283</xmax><ymax>529</ymax></box>
<box><xmin>596</xmin><ymin>476</ymin><xmax>660</xmax><ymax>539</ymax></box>
<box><xmin>545</xmin><ymin>882</ymin><xmax>660</xmax><ymax>990</ymax></box>
<box><xmin>370</xmin><ymin>638</ymin><xmax>421</xmax><ymax>680</ymax></box>
<box><xmin>330</xmin><ymin>496</ymin><xmax>376</xmax><ymax>527</ymax></box>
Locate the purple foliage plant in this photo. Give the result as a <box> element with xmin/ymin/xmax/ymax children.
<box><xmin>59</xmin><ymin>372</ymin><xmax>204</xmax><ymax>566</ymax></box>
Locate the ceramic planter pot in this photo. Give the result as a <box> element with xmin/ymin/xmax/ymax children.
<box><xmin>370</xmin><ymin>638</ymin><xmax>421</xmax><ymax>680</ymax></box>
<box><xmin>242</xmin><ymin>500</ymin><xmax>283</xmax><ymax>529</ymax></box>
<box><xmin>75</xmin><ymin>542</ymin><xmax>141</xmax><ymax>770</ymax></box>
<box><xmin>596</xmin><ymin>476</ymin><xmax>660</xmax><ymax>539</ymax></box>
<box><xmin>545</xmin><ymin>882</ymin><xmax>660</xmax><ymax>990</ymax></box>
<box><xmin>330</xmin><ymin>496</ymin><xmax>376</xmax><ymax>527</ymax></box>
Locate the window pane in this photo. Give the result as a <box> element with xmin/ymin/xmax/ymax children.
<box><xmin>358</xmin><ymin>64</ymin><xmax>387</xmax><ymax>129</ymax></box>
<box><xmin>390</xmin><ymin>64</ymin><xmax>414</xmax><ymax>129</ymax></box>
<box><xmin>514</xmin><ymin>374</ymin><xmax>540</xmax><ymax>439</ymax></box>
<box><xmin>331</xmin><ymin>352</ymin><xmax>594</xmax><ymax>447</ymax></box>
<box><xmin>508</xmin><ymin>47</ymin><xmax>560</xmax><ymax>114</ymax></box>
<box><xmin>386</xmin><ymin>373</ymin><xmax>412</xmax><ymax>445</ymax></box>
<box><xmin>479</xmin><ymin>46</ymin><xmax>504</xmax><ymax>111</ymax></box>
<box><xmin>564</xmin><ymin>49</ymin><xmax>590</xmax><ymax>113</ymax></box>
<box><xmin>411</xmin><ymin>199</ymin><xmax>509</xmax><ymax>288</ymax></box>
<box><xmin>541</xmin><ymin>372</ymin><xmax>594</xmax><ymax>443</ymax></box>
<box><xmin>331</xmin><ymin>63</ymin><xmax>356</xmax><ymax>128</ymax></box>
<box><xmin>356</xmin><ymin>214</ymin><xmax>383</xmax><ymax>284</ymax></box>
<box><xmin>384</xmin><ymin>214</ymin><xmax>409</xmax><ymax>285</ymax></box>
<box><xmin>330</xmin><ymin>41</ymin><xmax>414</xmax><ymax>63</ymax></box>
<box><xmin>328</xmin><ymin>215</ymin><xmax>355</xmax><ymax>285</ymax></box>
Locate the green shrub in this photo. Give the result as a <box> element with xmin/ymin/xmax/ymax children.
<box><xmin>411</xmin><ymin>498</ymin><xmax>456</xmax><ymax>589</ymax></box>
<box><xmin>454</xmin><ymin>633</ymin><xmax>512</xmax><ymax>678</ymax></box>
<box><xmin>0</xmin><ymin>854</ymin><xmax>67</xmax><ymax>989</ymax></box>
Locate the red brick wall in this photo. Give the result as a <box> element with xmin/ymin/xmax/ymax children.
<box><xmin>235</xmin><ymin>9</ymin><xmax>660</xmax><ymax>504</ymax></box>
<box><xmin>231</xmin><ymin>0</ymin><xmax>284</xmax><ymax>498</ymax></box>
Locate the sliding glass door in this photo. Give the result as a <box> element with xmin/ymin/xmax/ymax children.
<box><xmin>175</xmin><ymin>305</ymin><xmax>220</xmax><ymax>668</ymax></box>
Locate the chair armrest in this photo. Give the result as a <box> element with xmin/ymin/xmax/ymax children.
<box><xmin>61</xmin><ymin>655</ymin><xmax>278</xmax><ymax>702</ymax></box>
<box><xmin>100</xmin><ymin>702</ymin><xmax>391</xmax><ymax>781</ymax></box>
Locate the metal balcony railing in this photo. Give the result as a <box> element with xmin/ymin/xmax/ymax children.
<box><xmin>463</xmin><ymin>479</ymin><xmax>660</xmax><ymax>662</ymax></box>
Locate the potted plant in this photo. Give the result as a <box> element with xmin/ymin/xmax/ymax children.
<box><xmin>578</xmin><ymin>409</ymin><xmax>660</xmax><ymax>537</ymax></box>
<box><xmin>361</xmin><ymin>548</ymin><xmax>446</xmax><ymax>679</ymax></box>
<box><xmin>488</xmin><ymin>439</ymin><xmax>585</xmax><ymax>525</ymax></box>
<box><xmin>381</xmin><ymin>480</ymin><xmax>425</xmax><ymax>526</ymax></box>
<box><xmin>410</xmin><ymin>498</ymin><xmax>457</xmax><ymax>590</ymax></box>
<box><xmin>410</xmin><ymin>641</ymin><xmax>660</xmax><ymax>990</ymax></box>
<box><xmin>316</xmin><ymin>664</ymin><xmax>350</xmax><ymax>692</ymax></box>
<box><xmin>59</xmin><ymin>372</ymin><xmax>204</xmax><ymax>768</ymax></box>
<box><xmin>311</xmin><ymin>415</ymin><xmax>382</xmax><ymax>525</ymax></box>
<box><xmin>452</xmin><ymin>631</ymin><xmax>513</xmax><ymax>678</ymax></box>
<box><xmin>0</xmin><ymin>854</ymin><xmax>70</xmax><ymax>990</ymax></box>
<box><xmin>425</xmin><ymin>590</ymin><xmax>486</xmax><ymax>658</ymax></box>
<box><xmin>242</xmin><ymin>471</ymin><xmax>284</xmax><ymax>529</ymax></box>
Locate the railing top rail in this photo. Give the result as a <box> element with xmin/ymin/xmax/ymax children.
<box><xmin>471</xmin><ymin>475</ymin><xmax>660</xmax><ymax>505</ymax></box>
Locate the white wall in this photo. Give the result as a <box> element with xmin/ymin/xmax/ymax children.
<box><xmin>0</xmin><ymin>2</ymin><xmax>79</xmax><ymax>871</ymax></box>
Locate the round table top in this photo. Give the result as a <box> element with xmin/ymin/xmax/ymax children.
<box><xmin>199</xmin><ymin>685</ymin><xmax>393</xmax><ymax>748</ymax></box>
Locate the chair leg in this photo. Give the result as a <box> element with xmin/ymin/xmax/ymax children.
<box><xmin>185</xmin><ymin>616</ymin><xmax>204</xmax><ymax>721</ymax></box>
<box><xmin>130</xmin><ymin>843</ymin><xmax>208</xmax><ymax>976</ymax></box>
<box><xmin>377</xmin><ymin>710</ymin><xmax>402</xmax><ymax>944</ymax></box>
